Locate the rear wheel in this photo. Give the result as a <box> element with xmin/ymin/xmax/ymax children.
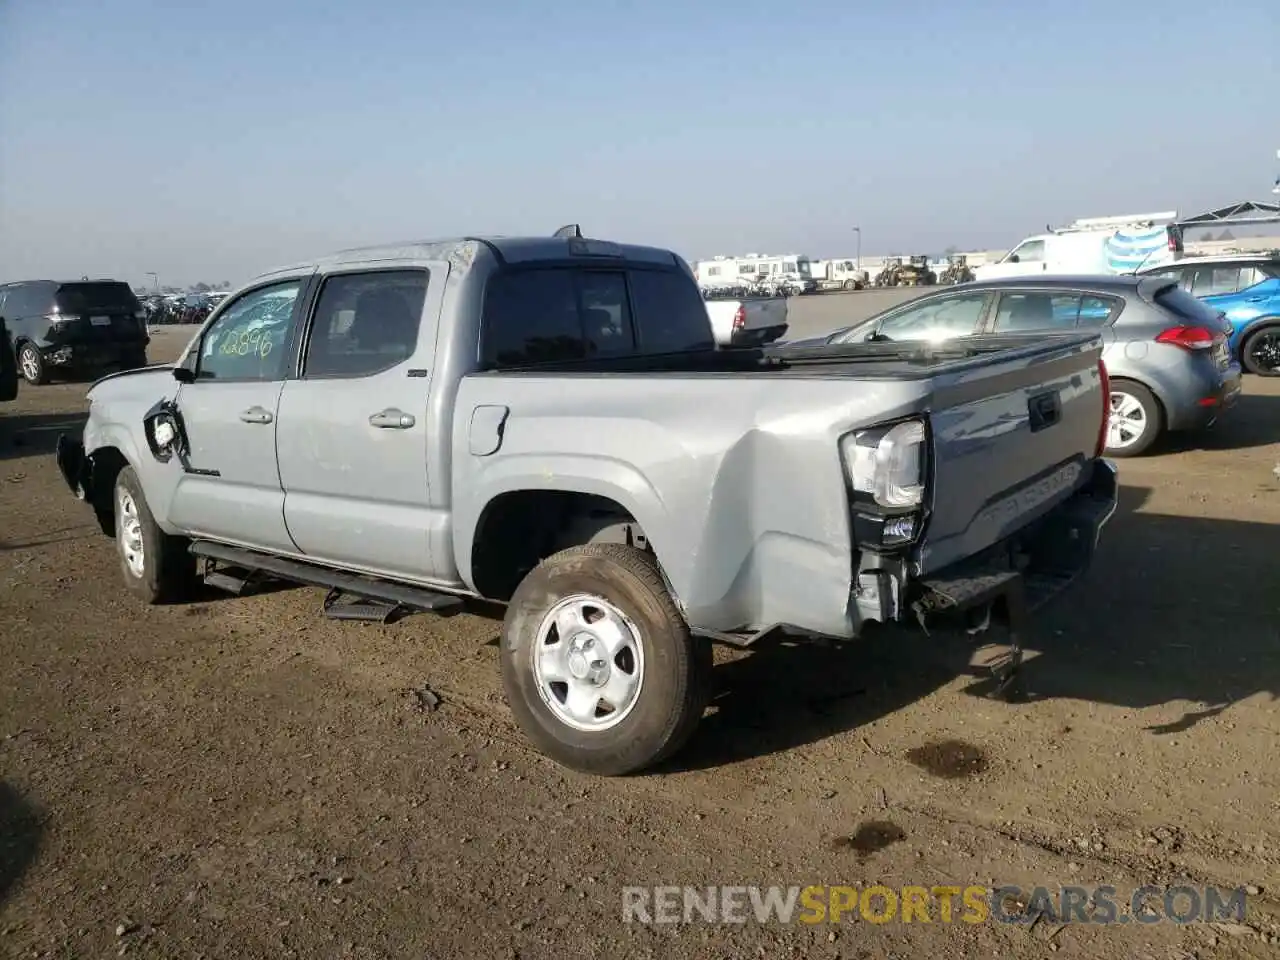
<box><xmin>1240</xmin><ymin>323</ymin><xmax>1280</xmax><ymax>376</ymax></box>
<box><xmin>500</xmin><ymin>543</ymin><xmax>712</xmax><ymax>776</ymax></box>
<box><xmin>1105</xmin><ymin>379</ymin><xmax>1162</xmax><ymax>457</ymax></box>
<box><xmin>18</xmin><ymin>343</ymin><xmax>47</xmax><ymax>385</ymax></box>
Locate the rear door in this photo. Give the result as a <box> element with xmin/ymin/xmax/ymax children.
<box><xmin>167</xmin><ymin>276</ymin><xmax>311</xmax><ymax>552</ymax></box>
<box><xmin>276</xmin><ymin>265</ymin><xmax>445</xmax><ymax>581</ymax></box>
<box><xmin>52</xmin><ymin>282</ymin><xmax>147</xmax><ymax>346</ymax></box>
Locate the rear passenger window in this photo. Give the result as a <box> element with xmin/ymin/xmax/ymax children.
<box><xmin>628</xmin><ymin>270</ymin><xmax>716</xmax><ymax>353</ymax></box>
<box><xmin>1237</xmin><ymin>267</ymin><xmax>1266</xmax><ymax>290</ymax></box>
<box><xmin>1190</xmin><ymin>267</ymin><xmax>1240</xmax><ymax>297</ymax></box>
<box><xmin>481</xmin><ymin>267</ymin><xmax>713</xmax><ymax>367</ymax></box>
<box><xmin>303</xmin><ymin>270</ymin><xmax>429</xmax><ymax>378</ymax></box>
<box><xmin>992</xmin><ymin>293</ymin><xmax>1084</xmax><ymax>332</ymax></box>
<box><xmin>482</xmin><ymin>270</ymin><xmax>586</xmax><ymax>366</ymax></box>
<box><xmin>1077</xmin><ymin>295</ymin><xmax>1117</xmax><ymax>327</ymax></box>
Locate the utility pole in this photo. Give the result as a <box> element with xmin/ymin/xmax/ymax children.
<box><xmin>146</xmin><ymin>272</ymin><xmax>159</xmax><ymax>293</ymax></box>
<box><xmin>852</xmin><ymin>226</ymin><xmax>862</xmax><ymax>270</ymax></box>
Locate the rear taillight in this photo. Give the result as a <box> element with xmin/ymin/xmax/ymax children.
<box><xmin>1155</xmin><ymin>326</ymin><xmax>1218</xmax><ymax>350</ymax></box>
<box><xmin>732</xmin><ymin>305</ymin><xmax>746</xmax><ymax>331</ymax></box>
<box><xmin>1095</xmin><ymin>359</ymin><xmax>1110</xmax><ymax>458</ymax></box>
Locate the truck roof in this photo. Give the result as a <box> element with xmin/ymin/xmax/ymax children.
<box><xmin>255</xmin><ymin>235</ymin><xmax>684</xmax><ymax>282</ymax></box>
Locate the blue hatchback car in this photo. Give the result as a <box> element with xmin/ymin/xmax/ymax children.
<box><xmin>1139</xmin><ymin>253</ymin><xmax>1280</xmax><ymax>374</ymax></box>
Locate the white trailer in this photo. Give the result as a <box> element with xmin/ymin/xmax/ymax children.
<box><xmin>694</xmin><ymin>253</ymin><xmax>818</xmax><ymax>293</ymax></box>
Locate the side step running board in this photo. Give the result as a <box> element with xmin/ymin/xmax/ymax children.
<box><xmin>189</xmin><ymin>540</ymin><xmax>464</xmax><ymax>617</ymax></box>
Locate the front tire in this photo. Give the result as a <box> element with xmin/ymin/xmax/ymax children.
<box><xmin>500</xmin><ymin>543</ymin><xmax>712</xmax><ymax>776</ymax></box>
<box><xmin>18</xmin><ymin>343</ymin><xmax>47</xmax><ymax>385</ymax></box>
<box><xmin>1240</xmin><ymin>323</ymin><xmax>1280</xmax><ymax>376</ymax></box>
<box><xmin>1105</xmin><ymin>379</ymin><xmax>1163</xmax><ymax>457</ymax></box>
<box><xmin>113</xmin><ymin>466</ymin><xmax>198</xmax><ymax>604</ymax></box>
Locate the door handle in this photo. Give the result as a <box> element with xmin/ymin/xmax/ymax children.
<box><xmin>239</xmin><ymin>406</ymin><xmax>273</xmax><ymax>424</ymax></box>
<box><xmin>369</xmin><ymin>408</ymin><xmax>415</xmax><ymax>429</ymax></box>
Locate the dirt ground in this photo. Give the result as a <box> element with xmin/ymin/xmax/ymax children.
<box><xmin>3</xmin><ymin>314</ymin><xmax>1280</xmax><ymax>959</ymax></box>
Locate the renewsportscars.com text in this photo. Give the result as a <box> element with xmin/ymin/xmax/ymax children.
<box><xmin>622</xmin><ymin>884</ymin><xmax>1249</xmax><ymax>926</ymax></box>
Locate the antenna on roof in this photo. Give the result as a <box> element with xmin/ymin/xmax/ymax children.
<box><xmin>553</xmin><ymin>224</ymin><xmax>583</xmax><ymax>239</ymax></box>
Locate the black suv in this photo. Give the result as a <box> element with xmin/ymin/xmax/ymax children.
<box><xmin>0</xmin><ymin>280</ymin><xmax>150</xmax><ymax>385</ymax></box>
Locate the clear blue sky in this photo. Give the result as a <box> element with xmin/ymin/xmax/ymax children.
<box><xmin>1</xmin><ymin>0</ymin><xmax>1277</xmax><ymax>288</ymax></box>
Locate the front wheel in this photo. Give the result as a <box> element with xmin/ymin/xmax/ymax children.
<box><xmin>114</xmin><ymin>466</ymin><xmax>199</xmax><ymax>604</ymax></box>
<box><xmin>1241</xmin><ymin>324</ymin><xmax>1280</xmax><ymax>376</ymax></box>
<box><xmin>18</xmin><ymin>343</ymin><xmax>47</xmax><ymax>385</ymax></box>
<box><xmin>1105</xmin><ymin>380</ymin><xmax>1163</xmax><ymax>457</ymax></box>
<box><xmin>500</xmin><ymin>543</ymin><xmax>712</xmax><ymax>776</ymax></box>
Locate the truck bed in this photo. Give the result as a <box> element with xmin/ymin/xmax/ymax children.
<box><xmin>453</xmin><ymin>331</ymin><xmax>1107</xmax><ymax>637</ymax></box>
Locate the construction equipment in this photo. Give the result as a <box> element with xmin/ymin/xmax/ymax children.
<box><xmin>896</xmin><ymin>255</ymin><xmax>937</xmax><ymax>287</ymax></box>
<box><xmin>939</xmin><ymin>254</ymin><xmax>975</xmax><ymax>285</ymax></box>
<box><xmin>873</xmin><ymin>256</ymin><xmax>905</xmax><ymax>287</ymax></box>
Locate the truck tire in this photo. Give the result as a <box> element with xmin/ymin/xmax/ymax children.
<box><xmin>18</xmin><ymin>343</ymin><xmax>48</xmax><ymax>386</ymax></box>
<box><xmin>1104</xmin><ymin>379</ymin><xmax>1162</xmax><ymax>458</ymax></box>
<box><xmin>500</xmin><ymin>543</ymin><xmax>712</xmax><ymax>776</ymax></box>
<box><xmin>1240</xmin><ymin>322</ymin><xmax>1280</xmax><ymax>376</ymax></box>
<box><xmin>113</xmin><ymin>465</ymin><xmax>198</xmax><ymax>604</ymax></box>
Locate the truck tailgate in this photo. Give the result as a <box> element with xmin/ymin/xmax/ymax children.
<box><xmin>917</xmin><ymin>335</ymin><xmax>1106</xmax><ymax>575</ymax></box>
<box><xmin>741</xmin><ymin>297</ymin><xmax>787</xmax><ymax>332</ymax></box>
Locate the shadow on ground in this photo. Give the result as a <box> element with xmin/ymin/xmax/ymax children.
<box><xmin>671</xmin><ymin>482</ymin><xmax>1280</xmax><ymax>771</ymax></box>
<box><xmin>0</xmin><ymin>781</ymin><xmax>44</xmax><ymax>908</ymax></box>
<box><xmin>0</xmin><ymin>412</ymin><xmax>88</xmax><ymax>462</ymax></box>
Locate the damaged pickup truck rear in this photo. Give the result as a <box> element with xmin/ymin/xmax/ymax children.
<box><xmin>56</xmin><ymin>230</ymin><xmax>1117</xmax><ymax>775</ymax></box>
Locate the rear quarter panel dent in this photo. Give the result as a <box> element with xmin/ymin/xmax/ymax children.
<box><xmin>451</xmin><ymin>375</ymin><xmax>883</xmax><ymax>635</ymax></box>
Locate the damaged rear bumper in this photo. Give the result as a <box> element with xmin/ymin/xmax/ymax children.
<box><xmin>911</xmin><ymin>458</ymin><xmax>1118</xmax><ymax>626</ymax></box>
<box><xmin>852</xmin><ymin>458</ymin><xmax>1118</xmax><ymax>632</ymax></box>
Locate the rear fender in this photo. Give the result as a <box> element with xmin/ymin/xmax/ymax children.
<box><xmin>456</xmin><ymin>459</ymin><xmax>672</xmax><ymax>598</ymax></box>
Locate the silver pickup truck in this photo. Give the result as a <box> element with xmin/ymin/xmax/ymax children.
<box><xmin>56</xmin><ymin>230</ymin><xmax>1118</xmax><ymax>775</ymax></box>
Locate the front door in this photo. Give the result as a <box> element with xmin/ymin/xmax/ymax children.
<box><xmin>166</xmin><ymin>277</ymin><xmax>310</xmax><ymax>552</ymax></box>
<box><xmin>275</xmin><ymin>265</ymin><xmax>444</xmax><ymax>582</ymax></box>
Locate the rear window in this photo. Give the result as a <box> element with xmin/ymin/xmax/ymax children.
<box><xmin>627</xmin><ymin>269</ymin><xmax>715</xmax><ymax>353</ymax></box>
<box><xmin>1154</xmin><ymin>284</ymin><xmax>1226</xmax><ymax>326</ymax></box>
<box><xmin>480</xmin><ymin>267</ymin><xmax>712</xmax><ymax>367</ymax></box>
<box><xmin>55</xmin><ymin>282</ymin><xmax>140</xmax><ymax>315</ymax></box>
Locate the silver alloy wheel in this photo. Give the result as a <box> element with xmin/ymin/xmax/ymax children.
<box><xmin>532</xmin><ymin>594</ymin><xmax>645</xmax><ymax>732</ymax></box>
<box><xmin>19</xmin><ymin>347</ymin><xmax>39</xmax><ymax>382</ymax></box>
<box><xmin>117</xmin><ymin>488</ymin><xmax>146</xmax><ymax>578</ymax></box>
<box><xmin>1107</xmin><ymin>390</ymin><xmax>1147</xmax><ymax>450</ymax></box>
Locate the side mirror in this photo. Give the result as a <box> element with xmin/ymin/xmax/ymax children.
<box><xmin>1008</xmin><ymin>254</ymin><xmax>1020</xmax><ymax>264</ymax></box>
<box><xmin>172</xmin><ymin>366</ymin><xmax>195</xmax><ymax>384</ymax></box>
